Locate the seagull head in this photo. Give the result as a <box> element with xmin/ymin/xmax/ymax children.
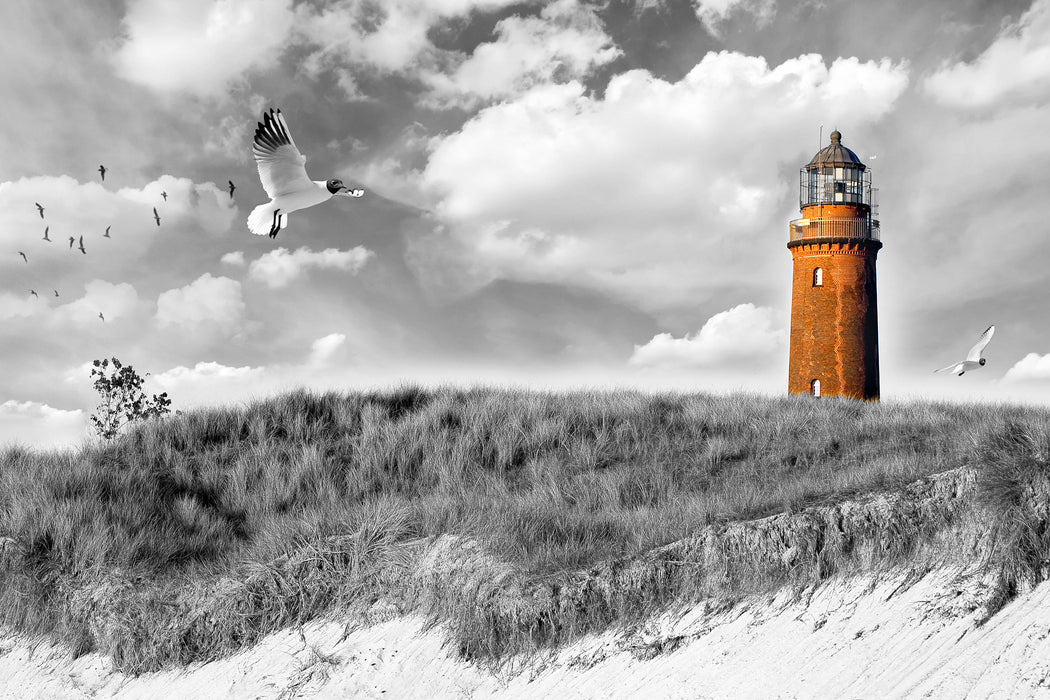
<box><xmin>979</xmin><ymin>358</ymin><xmax>986</xmax><ymax>366</ymax></box>
<box><xmin>326</xmin><ymin>178</ymin><xmax>359</xmax><ymax>197</ymax></box>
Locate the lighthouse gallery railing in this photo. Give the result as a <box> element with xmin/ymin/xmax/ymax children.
<box><xmin>788</xmin><ymin>217</ymin><xmax>880</xmax><ymax>242</ymax></box>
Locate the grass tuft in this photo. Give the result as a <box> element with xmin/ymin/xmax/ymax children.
<box><xmin>973</xmin><ymin>420</ymin><xmax>1050</xmax><ymax>619</ymax></box>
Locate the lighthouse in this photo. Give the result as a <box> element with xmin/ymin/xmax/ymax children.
<box><xmin>787</xmin><ymin>130</ymin><xmax>881</xmax><ymax>400</ymax></box>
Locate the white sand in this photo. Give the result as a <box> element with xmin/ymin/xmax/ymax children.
<box><xmin>3</xmin><ymin>566</ymin><xmax>1049</xmax><ymax>699</ymax></box>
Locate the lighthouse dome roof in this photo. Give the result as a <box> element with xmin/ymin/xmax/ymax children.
<box><xmin>806</xmin><ymin>130</ymin><xmax>865</xmax><ymax>169</ymax></box>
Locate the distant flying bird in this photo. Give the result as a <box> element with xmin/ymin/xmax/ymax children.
<box><xmin>98</xmin><ymin>164</ymin><xmax>107</xmax><ymax>181</ymax></box>
<box><xmin>29</xmin><ymin>289</ymin><xmax>37</xmax><ymax>298</ymax></box>
<box><xmin>161</xmin><ymin>191</ymin><xmax>168</xmax><ymax>201</ymax></box>
<box><xmin>68</xmin><ymin>236</ymin><xmax>75</xmax><ymax>249</ymax></box>
<box><xmin>247</xmin><ymin>108</ymin><xmax>364</xmax><ymax>238</ymax></box>
<box><xmin>935</xmin><ymin>325</ymin><xmax>996</xmax><ymax>376</ymax></box>
<box><xmin>35</xmin><ymin>202</ymin><xmax>44</xmax><ymax>218</ymax></box>
<box><xmin>98</xmin><ymin>312</ymin><xmax>105</xmax><ymax>322</ymax></box>
<box><xmin>78</xmin><ymin>236</ymin><xmax>86</xmax><ymax>254</ymax></box>
<box><xmin>43</xmin><ymin>226</ymin><xmax>50</xmax><ymax>242</ymax></box>
<box><xmin>104</xmin><ymin>226</ymin><xmax>111</xmax><ymax>238</ymax></box>
<box><xmin>153</xmin><ymin>207</ymin><xmax>161</xmax><ymax>226</ymax></box>
<box><xmin>54</xmin><ymin>290</ymin><xmax>59</xmax><ymax>298</ymax></box>
<box><xmin>18</xmin><ymin>251</ymin><xmax>27</xmax><ymax>263</ymax></box>
<box><xmin>228</xmin><ymin>180</ymin><xmax>236</xmax><ymax>199</ymax></box>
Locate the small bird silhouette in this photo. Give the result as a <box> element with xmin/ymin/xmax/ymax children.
<box><xmin>35</xmin><ymin>202</ymin><xmax>44</xmax><ymax>218</ymax></box>
<box><xmin>98</xmin><ymin>164</ymin><xmax>107</xmax><ymax>181</ymax></box>
<box><xmin>98</xmin><ymin>312</ymin><xmax>105</xmax><ymax>322</ymax></box>
<box><xmin>153</xmin><ymin>207</ymin><xmax>161</xmax><ymax>226</ymax></box>
<box><xmin>68</xmin><ymin>236</ymin><xmax>75</xmax><ymax>249</ymax></box>
<box><xmin>29</xmin><ymin>289</ymin><xmax>37</xmax><ymax>297</ymax></box>
<box><xmin>935</xmin><ymin>325</ymin><xmax>996</xmax><ymax>376</ymax></box>
<box><xmin>54</xmin><ymin>290</ymin><xmax>60</xmax><ymax>298</ymax></box>
<box><xmin>43</xmin><ymin>226</ymin><xmax>51</xmax><ymax>242</ymax></box>
<box><xmin>78</xmin><ymin>236</ymin><xmax>86</xmax><ymax>254</ymax></box>
<box><xmin>18</xmin><ymin>251</ymin><xmax>27</xmax><ymax>263</ymax></box>
<box><xmin>228</xmin><ymin>180</ymin><xmax>236</xmax><ymax>199</ymax></box>
<box><xmin>161</xmin><ymin>191</ymin><xmax>168</xmax><ymax>201</ymax></box>
<box><xmin>104</xmin><ymin>226</ymin><xmax>111</xmax><ymax>238</ymax></box>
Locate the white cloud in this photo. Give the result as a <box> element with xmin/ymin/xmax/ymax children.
<box><xmin>57</xmin><ymin>280</ymin><xmax>141</xmax><ymax>325</ymax></box>
<box><xmin>221</xmin><ymin>251</ymin><xmax>246</xmax><ymax>266</ymax></box>
<box><xmin>152</xmin><ymin>361</ymin><xmax>266</xmax><ymax>406</ymax></box>
<box><xmin>410</xmin><ymin>52</ymin><xmax>909</xmax><ymax>310</ymax></box>
<box><xmin>155</xmin><ymin>273</ymin><xmax>244</xmax><ymax>328</ymax></box>
<box><xmin>925</xmin><ymin>0</ymin><xmax>1050</xmax><ymax>110</ymax></box>
<box><xmin>154</xmin><ymin>361</ymin><xmax>264</xmax><ymax>388</ymax></box>
<box><xmin>112</xmin><ymin>0</ymin><xmax>296</xmax><ymax>97</ymax></box>
<box><xmin>309</xmin><ymin>333</ymin><xmax>347</xmax><ymax>366</ymax></box>
<box><xmin>248</xmin><ymin>246</ymin><xmax>374</xmax><ymax>288</ymax></box>
<box><xmin>629</xmin><ymin>303</ymin><xmax>786</xmax><ymax>367</ymax></box>
<box><xmin>692</xmin><ymin>0</ymin><xmax>776</xmax><ymax>37</ymax></box>
<box><xmin>136</xmin><ymin>1</ymin><xmax>611</xmax><ymax>108</ymax></box>
<box><xmin>293</xmin><ymin>0</ymin><xmax>525</xmax><ymax>78</ymax></box>
<box><xmin>420</xmin><ymin>0</ymin><xmax>621</xmax><ymax>108</ymax></box>
<box><xmin>0</xmin><ymin>400</ymin><xmax>87</xmax><ymax>449</ymax></box>
<box><xmin>1003</xmin><ymin>353</ymin><xmax>1050</xmax><ymax>382</ymax></box>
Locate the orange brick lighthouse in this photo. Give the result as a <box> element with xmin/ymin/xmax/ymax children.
<box><xmin>787</xmin><ymin>130</ymin><xmax>881</xmax><ymax>400</ymax></box>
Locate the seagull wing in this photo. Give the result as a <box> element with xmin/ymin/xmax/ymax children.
<box><xmin>252</xmin><ymin>109</ymin><xmax>313</xmax><ymax>199</ymax></box>
<box><xmin>966</xmin><ymin>325</ymin><xmax>995</xmax><ymax>362</ymax></box>
<box><xmin>933</xmin><ymin>362</ymin><xmax>963</xmax><ymax>375</ymax></box>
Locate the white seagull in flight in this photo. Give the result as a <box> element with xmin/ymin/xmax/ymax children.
<box><xmin>935</xmin><ymin>325</ymin><xmax>996</xmax><ymax>376</ymax></box>
<box><xmin>248</xmin><ymin>108</ymin><xmax>364</xmax><ymax>238</ymax></box>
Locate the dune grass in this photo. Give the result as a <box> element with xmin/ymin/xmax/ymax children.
<box><xmin>1</xmin><ymin>387</ymin><xmax>1048</xmax><ymax>672</ymax></box>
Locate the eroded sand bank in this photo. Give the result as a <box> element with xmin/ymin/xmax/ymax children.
<box><xmin>3</xmin><ymin>565</ymin><xmax>1049</xmax><ymax>699</ymax></box>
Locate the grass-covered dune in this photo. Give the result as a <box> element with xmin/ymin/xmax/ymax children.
<box><xmin>1</xmin><ymin>387</ymin><xmax>1048</xmax><ymax>674</ymax></box>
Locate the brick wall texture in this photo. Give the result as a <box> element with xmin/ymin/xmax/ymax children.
<box><xmin>787</xmin><ymin>238</ymin><xmax>880</xmax><ymax>400</ymax></box>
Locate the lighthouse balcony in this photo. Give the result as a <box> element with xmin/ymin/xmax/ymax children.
<box><xmin>788</xmin><ymin>217</ymin><xmax>880</xmax><ymax>243</ymax></box>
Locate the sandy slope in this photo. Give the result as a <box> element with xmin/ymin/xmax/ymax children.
<box><xmin>2</xmin><ymin>566</ymin><xmax>1049</xmax><ymax>699</ymax></box>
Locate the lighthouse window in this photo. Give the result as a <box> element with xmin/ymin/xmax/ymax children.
<box><xmin>813</xmin><ymin>267</ymin><xmax>823</xmax><ymax>286</ymax></box>
<box><xmin>834</xmin><ymin>181</ymin><xmax>846</xmax><ymax>202</ymax></box>
<box><xmin>811</xmin><ymin>379</ymin><xmax>821</xmax><ymax>397</ymax></box>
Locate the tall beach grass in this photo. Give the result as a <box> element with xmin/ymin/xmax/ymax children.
<box><xmin>1</xmin><ymin>387</ymin><xmax>1047</xmax><ymax>672</ymax></box>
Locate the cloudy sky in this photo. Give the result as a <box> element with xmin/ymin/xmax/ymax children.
<box><xmin>2</xmin><ymin>0</ymin><xmax>1049</xmax><ymax>447</ymax></box>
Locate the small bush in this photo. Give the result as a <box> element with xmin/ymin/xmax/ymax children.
<box><xmin>89</xmin><ymin>358</ymin><xmax>172</xmax><ymax>440</ymax></box>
